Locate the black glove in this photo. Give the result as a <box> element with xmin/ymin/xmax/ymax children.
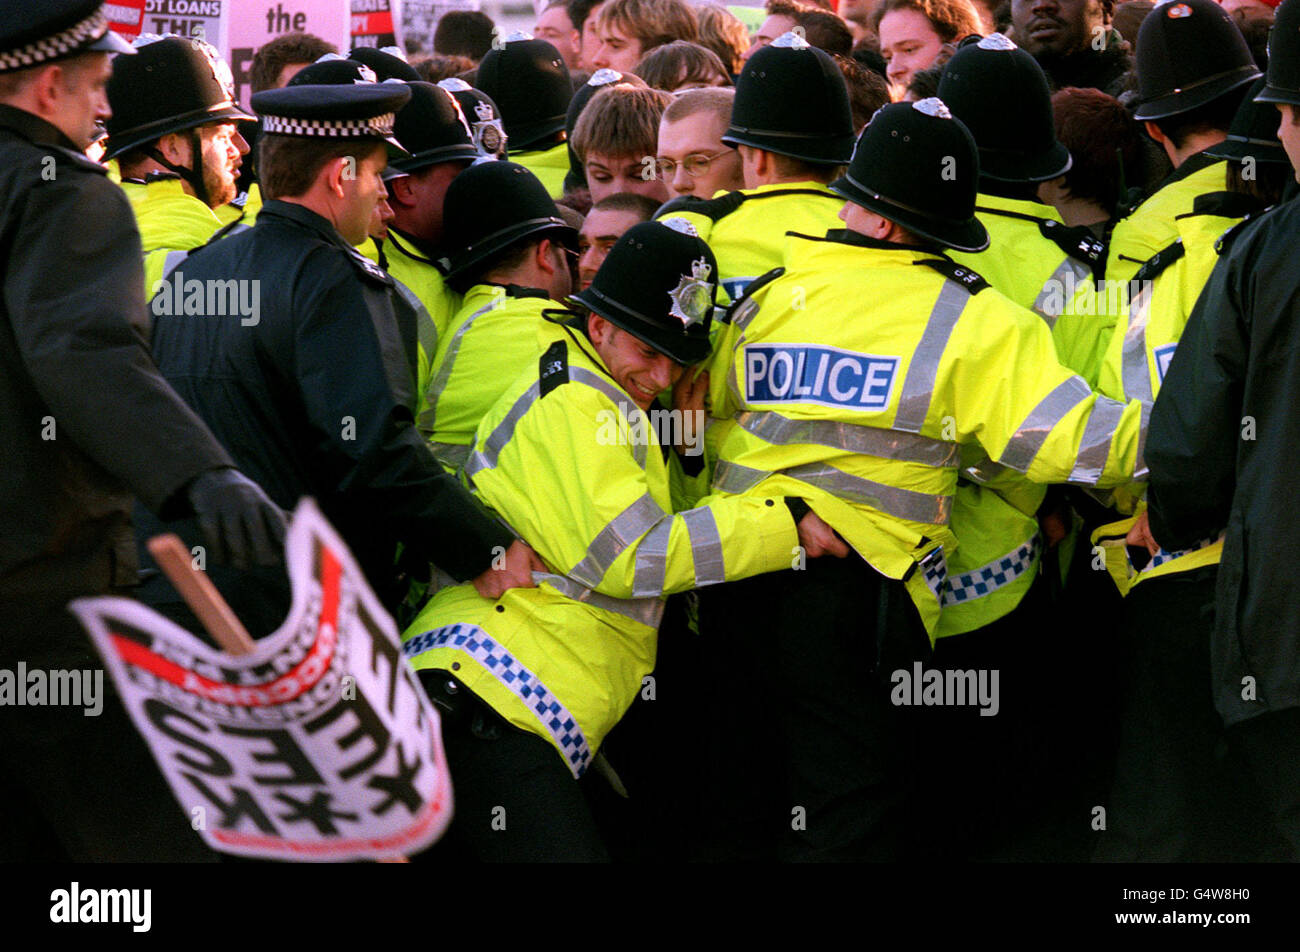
<box><xmin>187</xmin><ymin>468</ymin><xmax>287</xmax><ymax>570</ymax></box>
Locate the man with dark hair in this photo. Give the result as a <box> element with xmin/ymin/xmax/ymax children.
<box><xmin>106</xmin><ymin>36</ymin><xmax>254</xmax><ymax>293</ymax></box>
<box><xmin>1009</xmin><ymin>0</ymin><xmax>1133</xmax><ymax>96</ymax></box>
<box><xmin>0</xmin><ymin>0</ymin><xmax>285</xmax><ymax>861</ymax></box>
<box><xmin>249</xmin><ymin>31</ymin><xmax>337</xmax><ymax>92</ymax></box>
<box><xmin>536</xmin><ymin>0</ymin><xmax>583</xmax><ymax>69</ymax></box>
<box><xmin>146</xmin><ymin>80</ymin><xmax>541</xmax><ymax>636</ymax></box>
<box><xmin>569</xmin><ymin>0</ymin><xmax>608</xmax><ymax>69</ymax></box>
<box><xmin>795</xmin><ymin>8</ymin><xmax>855</xmax><ymax>57</ymax></box>
<box><xmin>434</xmin><ymin>10</ymin><xmax>497</xmax><ymax>63</ymax></box>
<box><xmin>577</xmin><ymin>192</ymin><xmax>660</xmax><ymax>288</ymax></box>
<box><xmin>424</xmin><ymin>161</ymin><xmax>579</xmax><ymax>469</ymax></box>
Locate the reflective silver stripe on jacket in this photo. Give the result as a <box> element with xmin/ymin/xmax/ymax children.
<box><xmin>894</xmin><ymin>280</ymin><xmax>969</xmax><ymax>432</ymax></box>
<box><xmin>464</xmin><ymin>366</ymin><xmax>646</xmax><ymax>478</ymax></box>
<box><xmin>569</xmin><ymin>492</ymin><xmax>667</xmax><ymax>588</ymax></box>
<box><xmin>1067</xmin><ymin>394</ymin><xmax>1127</xmax><ymax>485</ymax></box>
<box><xmin>1121</xmin><ymin>280</ymin><xmax>1156</xmax><ymax>406</ymax></box>
<box><xmin>402</xmin><ymin>623</ymin><xmax>593</xmax><ymax>777</ymax></box>
<box><xmin>160</xmin><ymin>249</ymin><xmax>189</xmax><ymax>281</ymax></box>
<box><xmin>1032</xmin><ymin>257</ymin><xmax>1091</xmax><ymax>326</ymax></box>
<box><xmin>735</xmin><ymin>410</ymin><xmax>960</xmax><ymax>468</ymax></box>
<box><xmin>630</xmin><ymin>505</ymin><xmax>728</xmax><ymax>596</ymax></box>
<box><xmin>533</xmin><ymin>573</ymin><xmax>665</xmax><ymax>628</ymax></box>
<box><xmin>430</xmin><ymin>441</ymin><xmax>471</xmax><ymax>470</ymax></box>
<box><xmin>420</xmin><ymin>298</ymin><xmax>498</xmax><ymax>435</ymax></box>
<box><xmin>712</xmin><ymin>460</ymin><xmax>952</xmax><ymax>525</ymax></box>
<box><xmin>997</xmin><ymin>376</ymin><xmax>1092</xmax><ymax>473</ymax></box>
<box><xmin>942</xmin><ymin>533</ymin><xmax>1041</xmax><ymax>607</ymax></box>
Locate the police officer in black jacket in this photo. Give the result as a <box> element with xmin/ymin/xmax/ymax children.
<box><xmin>142</xmin><ymin>78</ymin><xmax>542</xmax><ymax>639</ymax></box>
<box><xmin>0</xmin><ymin>0</ymin><xmax>287</xmax><ymax>860</ymax></box>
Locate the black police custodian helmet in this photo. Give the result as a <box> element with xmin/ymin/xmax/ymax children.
<box><xmin>571</xmin><ymin>220</ymin><xmax>718</xmax><ymax>366</ymax></box>
<box><xmin>438</xmin><ymin>78</ymin><xmax>509</xmax><ymax>160</ymax></box>
<box><xmin>1256</xmin><ymin>0</ymin><xmax>1300</xmax><ymax>107</ymax></box>
<box><xmin>830</xmin><ymin>98</ymin><xmax>988</xmax><ymax>253</ymax></box>
<box><xmin>723</xmin><ymin>32</ymin><xmax>853</xmax><ymax>166</ymax></box>
<box><xmin>1133</xmin><ymin>0</ymin><xmax>1260</xmax><ymax>122</ymax></box>
<box><xmin>103</xmin><ymin>35</ymin><xmax>253</xmax><ymax>160</ymax></box>
<box><xmin>937</xmin><ymin>34</ymin><xmax>1070</xmax><ymax>183</ymax></box>
<box><xmin>348</xmin><ymin>46</ymin><xmax>421</xmax><ymax>82</ymax></box>
<box><xmin>1208</xmin><ymin>78</ymin><xmax>1288</xmax><ymax>165</ymax></box>
<box><xmin>0</xmin><ymin>0</ymin><xmax>134</xmax><ymax>72</ymax></box>
<box><xmin>475</xmin><ymin>34</ymin><xmax>572</xmax><ymax>152</ymax></box>
<box><xmin>389</xmin><ymin>82</ymin><xmax>479</xmax><ymax>174</ymax></box>
<box><xmin>439</xmin><ymin>161</ymin><xmax>578</xmax><ymax>281</ymax></box>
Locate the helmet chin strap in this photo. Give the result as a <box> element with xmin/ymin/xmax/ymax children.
<box><xmin>146</xmin><ymin>128</ymin><xmax>212</xmax><ymax>207</ymax></box>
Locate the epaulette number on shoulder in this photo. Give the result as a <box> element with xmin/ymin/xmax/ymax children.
<box><xmin>723</xmin><ymin>266</ymin><xmax>785</xmax><ymax>327</ymax></box>
<box><xmin>539</xmin><ymin>339</ymin><xmax>569</xmax><ymax>397</ymax></box>
<box><xmin>1038</xmin><ymin>219</ymin><xmax>1105</xmax><ymax>264</ymax></box>
<box><xmin>346</xmin><ymin>246</ymin><xmax>391</xmax><ymax>284</ymax></box>
<box><xmin>915</xmin><ymin>258</ymin><xmax>990</xmax><ymax>294</ymax></box>
<box><xmin>1131</xmin><ymin>238</ymin><xmax>1185</xmax><ymax>285</ymax></box>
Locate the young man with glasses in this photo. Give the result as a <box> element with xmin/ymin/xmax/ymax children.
<box><xmin>656</xmin><ymin>86</ymin><xmax>743</xmax><ymax>200</ymax></box>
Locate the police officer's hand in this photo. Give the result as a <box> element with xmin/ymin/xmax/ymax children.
<box><xmin>187</xmin><ymin>468</ymin><xmax>288</xmax><ymax>570</ymax></box>
<box><xmin>797</xmin><ymin>510</ymin><xmax>849</xmax><ymax>559</ymax></box>
<box><xmin>672</xmin><ymin>368</ymin><xmax>709</xmax><ymax>418</ymax></box>
<box><xmin>472</xmin><ymin>539</ymin><xmax>545</xmax><ymax>599</ymax></box>
<box><xmin>1125</xmin><ymin>510</ymin><xmax>1161</xmax><ymax>557</ymax></box>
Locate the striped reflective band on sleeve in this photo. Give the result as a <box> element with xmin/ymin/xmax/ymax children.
<box><xmin>735</xmin><ymin>410</ymin><xmax>960</xmax><ymax>468</ymax></box>
<box><xmin>161</xmin><ymin>249</ymin><xmax>189</xmax><ymax>281</ymax></box>
<box><xmin>569</xmin><ymin>492</ymin><xmax>667</xmax><ymax>588</ymax></box>
<box><xmin>1067</xmin><ymin>394</ymin><xmax>1127</xmax><ymax>485</ymax></box>
<box><xmin>682</xmin><ymin>507</ymin><xmax>725</xmax><ymax>586</ymax></box>
<box><xmin>631</xmin><ymin>520</ymin><xmax>671</xmax><ymax>598</ymax></box>
<box><xmin>394</xmin><ymin>281</ymin><xmax>439</xmax><ymax>372</ymax></box>
<box><xmin>533</xmin><ymin>572</ymin><xmax>666</xmax><ymax>628</ymax></box>
<box><xmin>1121</xmin><ymin>280</ymin><xmax>1156</xmax><ymax>406</ymax></box>
<box><xmin>402</xmin><ymin>623</ymin><xmax>592</xmax><ymax>778</ymax></box>
<box><xmin>430</xmin><ymin>441</ymin><xmax>471</xmax><ymax>470</ymax></box>
<box><xmin>1032</xmin><ymin>257</ymin><xmax>1091</xmax><ymax>326</ymax></box>
<box><xmin>423</xmin><ymin>299</ymin><xmax>499</xmax><ymax>432</ymax></box>
<box><xmin>893</xmin><ymin>280</ymin><xmax>969</xmax><ymax>433</ymax></box>
<box><xmin>712</xmin><ymin>460</ymin><xmax>952</xmax><ymax>525</ymax></box>
<box><xmin>464</xmin><ymin>368</ymin><xmax>646</xmax><ymax>478</ymax></box>
<box><xmin>997</xmin><ymin>376</ymin><xmax>1092</xmax><ymax>473</ymax></box>
<box><xmin>942</xmin><ymin>534</ymin><xmax>1040</xmax><ymax>606</ymax></box>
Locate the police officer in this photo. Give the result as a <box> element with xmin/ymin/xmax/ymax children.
<box><xmin>403</xmin><ymin>220</ymin><xmax>832</xmax><ymax>861</ymax></box>
<box><xmin>1104</xmin><ymin>0</ymin><xmax>1260</xmax><ymax>287</ymax></box>
<box><xmin>0</xmin><ymin>0</ymin><xmax>285</xmax><ymax>860</ymax></box>
<box><xmin>438</xmin><ymin>78</ymin><xmax>509</xmax><ymax>161</ymax></box>
<box><xmin>104</xmin><ymin>34</ymin><xmax>254</xmax><ymax>293</ymax></box>
<box><xmin>476</xmin><ymin>33</ymin><xmax>573</xmax><ymax>197</ymax></box>
<box><xmin>143</xmin><ymin>79</ymin><xmax>541</xmax><ymax>637</ymax></box>
<box><xmin>422</xmin><ymin>161</ymin><xmax>578</xmax><ymax>470</ymax></box>
<box><xmin>1095</xmin><ymin>75</ymin><xmax>1295</xmax><ymax>862</ymax></box>
<box><xmin>698</xmin><ymin>98</ymin><xmax>1146</xmax><ymax>861</ymax></box>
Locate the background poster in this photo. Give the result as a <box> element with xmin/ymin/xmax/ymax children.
<box><xmin>227</xmin><ymin>1</ymin><xmax>351</xmax><ymax>108</ymax></box>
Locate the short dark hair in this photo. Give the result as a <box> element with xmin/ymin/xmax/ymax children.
<box><xmin>434</xmin><ymin>11</ymin><xmax>497</xmax><ymax>62</ymax></box>
<box><xmin>1051</xmin><ymin>86</ymin><xmax>1147</xmax><ymax>216</ymax></box>
<box><xmin>906</xmin><ymin>64</ymin><xmax>944</xmax><ymax>101</ymax></box>
<box><xmin>1151</xmin><ymin>85</ymin><xmax>1249</xmax><ymax>151</ymax></box>
<box><xmin>413</xmin><ymin>53</ymin><xmax>476</xmax><ymax>83</ymax></box>
<box><xmin>795</xmin><ymin>9</ymin><xmax>854</xmax><ymax>57</ymax></box>
<box><xmin>634</xmin><ymin>40</ymin><xmax>730</xmax><ymax>91</ymax></box>
<box><xmin>250</xmin><ymin>33</ymin><xmax>337</xmax><ymax>93</ymax></box>
<box><xmin>258</xmin><ymin>135</ymin><xmax>385</xmax><ymax>199</ymax></box>
<box><xmin>569</xmin><ymin>0</ymin><xmax>607</xmax><ymax>34</ymax></box>
<box><xmin>591</xmin><ymin>191</ymin><xmax>661</xmax><ymax>218</ymax></box>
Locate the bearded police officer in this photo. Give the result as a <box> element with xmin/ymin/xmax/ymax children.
<box><xmin>1138</xmin><ymin>0</ymin><xmax>1300</xmax><ymax>861</ymax></box>
<box><xmin>105</xmin><ymin>34</ymin><xmax>255</xmax><ymax>294</ymax></box>
<box><xmin>142</xmin><ymin>80</ymin><xmax>542</xmax><ymax>637</ymax></box>
<box><xmin>403</xmin><ymin>220</ymin><xmax>835</xmax><ymax>861</ymax></box>
<box><xmin>698</xmin><ymin>99</ymin><xmax>1147</xmax><ymax>861</ymax></box>
<box><xmin>0</xmin><ymin>0</ymin><xmax>286</xmax><ymax>860</ymax></box>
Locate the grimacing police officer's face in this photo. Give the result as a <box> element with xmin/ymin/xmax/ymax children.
<box><xmin>589</xmin><ymin>315</ymin><xmax>684</xmax><ymax>411</ymax></box>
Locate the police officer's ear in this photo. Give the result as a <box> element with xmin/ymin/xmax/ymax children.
<box><xmin>587</xmin><ymin>312</ymin><xmax>615</xmax><ymax>346</ymax></box>
<box><xmin>155</xmin><ymin>130</ymin><xmax>191</xmax><ymax>167</ymax></box>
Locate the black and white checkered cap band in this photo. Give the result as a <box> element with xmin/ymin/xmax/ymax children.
<box><xmin>261</xmin><ymin>112</ymin><xmax>398</xmax><ymax>138</ymax></box>
<box><xmin>0</xmin><ymin>9</ymin><xmax>108</xmax><ymax>71</ymax></box>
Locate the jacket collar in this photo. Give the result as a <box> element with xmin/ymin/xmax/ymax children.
<box><xmin>256</xmin><ymin>199</ymin><xmax>350</xmax><ymax>246</ymax></box>
<box><xmin>0</xmin><ymin>104</ymin><xmax>83</xmax><ymax>152</ymax></box>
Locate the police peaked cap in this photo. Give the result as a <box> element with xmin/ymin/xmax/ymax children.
<box><xmin>937</xmin><ymin>35</ymin><xmax>1071</xmax><ymax>183</ymax></box>
<box><xmin>571</xmin><ymin>220</ymin><xmax>718</xmax><ymax>366</ymax></box>
<box><xmin>1133</xmin><ymin>0</ymin><xmax>1260</xmax><ymax>121</ymax></box>
<box><xmin>1256</xmin><ymin>0</ymin><xmax>1300</xmax><ymax>107</ymax></box>
<box><xmin>389</xmin><ymin>82</ymin><xmax>480</xmax><ymax>173</ymax></box>
<box><xmin>438</xmin><ymin>161</ymin><xmax>578</xmax><ymax>280</ymax></box>
<box><xmin>104</xmin><ymin>35</ymin><xmax>253</xmax><ymax>160</ymax></box>
<box><xmin>348</xmin><ymin>46</ymin><xmax>421</xmax><ymax>82</ymax></box>
<box><xmin>1209</xmin><ymin>78</ymin><xmax>1289</xmax><ymax>165</ymax></box>
<box><xmin>0</xmin><ymin>0</ymin><xmax>133</xmax><ymax>73</ymax></box>
<box><xmin>252</xmin><ymin>82</ymin><xmax>412</xmax><ymax>155</ymax></box>
<box><xmin>723</xmin><ymin>33</ymin><xmax>854</xmax><ymax>166</ymax></box>
<box><xmin>830</xmin><ymin>99</ymin><xmax>988</xmax><ymax>253</ymax></box>
<box><xmin>475</xmin><ymin>37</ymin><xmax>572</xmax><ymax>152</ymax></box>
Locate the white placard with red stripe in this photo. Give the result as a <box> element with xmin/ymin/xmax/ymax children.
<box><xmin>71</xmin><ymin>499</ymin><xmax>452</xmax><ymax>862</ymax></box>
